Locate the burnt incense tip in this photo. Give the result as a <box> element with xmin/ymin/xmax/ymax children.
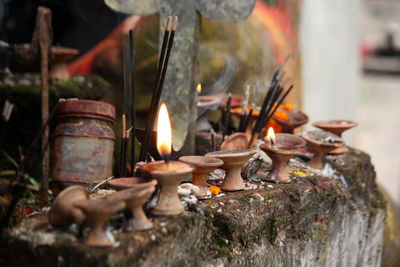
<box><xmin>166</xmin><ymin>16</ymin><xmax>172</xmax><ymax>31</ymax></box>
<box><xmin>172</xmin><ymin>16</ymin><xmax>179</xmax><ymax>31</ymax></box>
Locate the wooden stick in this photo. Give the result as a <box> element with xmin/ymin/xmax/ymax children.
<box><xmin>222</xmin><ymin>93</ymin><xmax>232</xmax><ymax>140</ymax></box>
<box><xmin>138</xmin><ymin>16</ymin><xmax>173</xmax><ymax>163</ymax></box>
<box><xmin>32</xmin><ymin>7</ymin><xmax>52</xmax><ymax>206</ymax></box>
<box><xmin>119</xmin><ymin>114</ymin><xmax>127</xmax><ymax>177</ymax></box>
<box><xmin>129</xmin><ymin>29</ymin><xmax>136</xmax><ymax>176</ymax></box>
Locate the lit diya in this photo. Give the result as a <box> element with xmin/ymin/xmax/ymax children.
<box><xmin>206</xmin><ymin>149</ymin><xmax>256</xmax><ymax>191</ymax></box>
<box><xmin>259</xmin><ymin>128</ymin><xmax>306</xmax><ymax>183</ymax></box>
<box><xmin>179</xmin><ymin>156</ymin><xmax>223</xmax><ymax>199</ymax></box>
<box><xmin>302</xmin><ymin>130</ymin><xmax>345</xmax><ymax>170</ymax></box>
<box><xmin>197</xmin><ymin>84</ymin><xmax>220</xmax><ymax>132</ymax></box>
<box><xmin>141</xmin><ymin>103</ymin><xmax>194</xmax><ymax>216</ymax></box>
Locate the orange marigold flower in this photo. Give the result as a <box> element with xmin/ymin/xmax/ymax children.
<box><xmin>284</xmin><ymin>104</ymin><xmax>293</xmax><ymax>112</ymax></box>
<box><xmin>209</xmin><ymin>185</ymin><xmax>221</xmax><ymax>195</ymax></box>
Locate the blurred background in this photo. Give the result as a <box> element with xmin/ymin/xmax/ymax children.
<box><xmin>0</xmin><ymin>0</ymin><xmax>399</xmax><ymax>264</ymax></box>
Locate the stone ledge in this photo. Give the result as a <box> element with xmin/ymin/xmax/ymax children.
<box><xmin>0</xmin><ymin>149</ymin><xmax>386</xmax><ymax>267</ymax></box>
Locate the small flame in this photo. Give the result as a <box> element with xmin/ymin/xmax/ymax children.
<box><xmin>196</xmin><ymin>83</ymin><xmax>202</xmax><ymax>94</ymax></box>
<box><xmin>267</xmin><ymin>127</ymin><xmax>275</xmax><ymax>145</ymax></box>
<box><xmin>157</xmin><ymin>103</ymin><xmax>172</xmax><ymax>160</ymax></box>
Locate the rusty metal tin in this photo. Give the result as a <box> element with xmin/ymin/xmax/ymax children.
<box><xmin>52</xmin><ymin>100</ymin><xmax>116</xmax><ymax>190</ymax></box>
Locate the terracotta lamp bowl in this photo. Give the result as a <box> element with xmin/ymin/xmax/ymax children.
<box><xmin>179</xmin><ymin>156</ymin><xmax>223</xmax><ymax>199</ymax></box>
<box><xmin>312</xmin><ymin>120</ymin><xmax>357</xmax><ymax>137</ymax></box>
<box><xmin>107</xmin><ymin>177</ymin><xmax>154</xmax><ymax>190</ymax></box>
<box><xmin>206</xmin><ymin>149</ymin><xmax>256</xmax><ymax>191</ymax></box>
<box><xmin>260</xmin><ymin>133</ymin><xmax>306</xmax><ymax>183</ymax></box>
<box><xmin>74</xmin><ymin>198</ymin><xmax>126</xmax><ymax>247</ymax></box>
<box><xmin>274</xmin><ymin>110</ymin><xmax>309</xmax><ymax>134</ymax></box>
<box><xmin>220</xmin><ymin>132</ymin><xmax>248</xmax><ymax>151</ymax></box>
<box><xmin>49</xmin><ymin>185</ymin><xmax>89</xmax><ymax>227</ymax></box>
<box><xmin>141</xmin><ymin>161</ymin><xmax>194</xmax><ymax>216</ymax></box>
<box><xmin>107</xmin><ymin>181</ymin><xmax>157</xmax><ymax>231</ymax></box>
<box><xmin>302</xmin><ymin>130</ymin><xmax>345</xmax><ymax>170</ymax></box>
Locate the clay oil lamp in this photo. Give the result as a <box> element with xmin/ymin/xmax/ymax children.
<box><xmin>274</xmin><ymin>109</ymin><xmax>309</xmax><ymax>134</ymax></box>
<box><xmin>49</xmin><ymin>46</ymin><xmax>79</xmax><ymax>81</ymax></box>
<box><xmin>197</xmin><ymin>84</ymin><xmax>220</xmax><ymax>132</ymax></box>
<box><xmin>312</xmin><ymin>120</ymin><xmax>357</xmax><ymax>154</ymax></box>
<box><xmin>107</xmin><ymin>180</ymin><xmax>157</xmax><ymax>231</ymax></box>
<box><xmin>141</xmin><ymin>103</ymin><xmax>194</xmax><ymax>216</ymax></box>
<box><xmin>74</xmin><ymin>198</ymin><xmax>126</xmax><ymax>247</ymax></box>
<box><xmin>312</xmin><ymin>120</ymin><xmax>358</xmax><ymax>137</ymax></box>
<box><xmin>259</xmin><ymin>128</ymin><xmax>306</xmax><ymax>183</ymax></box>
<box><xmin>220</xmin><ymin>132</ymin><xmax>248</xmax><ymax>151</ymax></box>
<box><xmin>179</xmin><ymin>156</ymin><xmax>223</xmax><ymax>199</ymax></box>
<box><xmin>48</xmin><ymin>185</ymin><xmax>89</xmax><ymax>227</ymax></box>
<box><xmin>206</xmin><ymin>149</ymin><xmax>256</xmax><ymax>191</ymax></box>
<box><xmin>302</xmin><ymin>130</ymin><xmax>345</xmax><ymax>170</ymax></box>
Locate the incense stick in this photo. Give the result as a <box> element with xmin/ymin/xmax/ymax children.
<box><xmin>138</xmin><ymin>16</ymin><xmax>174</xmax><ymax>163</ymax></box>
<box><xmin>242</xmin><ymin>104</ymin><xmax>254</xmax><ymax>132</ymax></box>
<box><xmin>129</xmin><ymin>29</ymin><xmax>136</xmax><ymax>176</ymax></box>
<box><xmin>222</xmin><ymin>93</ymin><xmax>232</xmax><ymax>140</ymax></box>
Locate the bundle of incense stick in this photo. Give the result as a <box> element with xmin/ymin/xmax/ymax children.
<box><xmin>242</xmin><ymin>103</ymin><xmax>254</xmax><ymax>132</ymax></box>
<box><xmin>129</xmin><ymin>29</ymin><xmax>136</xmax><ymax>176</ymax></box>
<box><xmin>222</xmin><ymin>93</ymin><xmax>232</xmax><ymax>140</ymax></box>
<box><xmin>138</xmin><ymin>16</ymin><xmax>178</xmax><ymax>164</ymax></box>
<box><xmin>238</xmin><ymin>85</ymin><xmax>250</xmax><ymax>132</ymax></box>
<box><xmin>248</xmin><ymin>58</ymin><xmax>294</xmax><ymax>148</ymax></box>
<box><xmin>119</xmin><ymin>114</ymin><xmax>128</xmax><ymax>177</ymax></box>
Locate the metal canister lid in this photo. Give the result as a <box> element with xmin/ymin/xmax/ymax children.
<box><xmin>58</xmin><ymin>99</ymin><xmax>116</xmax><ymax>122</ymax></box>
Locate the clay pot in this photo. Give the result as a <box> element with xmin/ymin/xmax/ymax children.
<box><xmin>52</xmin><ymin>99</ymin><xmax>116</xmax><ymax>193</ymax></box>
<box><xmin>179</xmin><ymin>156</ymin><xmax>223</xmax><ymax>199</ymax></box>
<box><xmin>48</xmin><ymin>185</ymin><xmax>89</xmax><ymax>227</ymax></box>
<box><xmin>74</xmin><ymin>198</ymin><xmax>125</xmax><ymax>247</ymax></box>
<box><xmin>302</xmin><ymin>130</ymin><xmax>345</xmax><ymax>170</ymax></box>
<box><xmin>206</xmin><ymin>149</ymin><xmax>256</xmax><ymax>191</ymax></box>
<box><xmin>260</xmin><ymin>133</ymin><xmax>306</xmax><ymax>183</ymax></box>
<box><xmin>141</xmin><ymin>161</ymin><xmax>194</xmax><ymax>216</ymax></box>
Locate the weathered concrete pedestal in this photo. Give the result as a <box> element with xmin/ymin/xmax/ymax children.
<box><xmin>0</xmin><ymin>149</ymin><xmax>385</xmax><ymax>266</ymax></box>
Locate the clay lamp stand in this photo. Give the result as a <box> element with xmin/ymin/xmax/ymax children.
<box><xmin>179</xmin><ymin>156</ymin><xmax>223</xmax><ymax>199</ymax></box>
<box><xmin>74</xmin><ymin>198</ymin><xmax>126</xmax><ymax>247</ymax></box>
<box><xmin>49</xmin><ymin>185</ymin><xmax>89</xmax><ymax>227</ymax></box>
<box><xmin>141</xmin><ymin>161</ymin><xmax>194</xmax><ymax>216</ymax></box>
<box><xmin>206</xmin><ymin>149</ymin><xmax>256</xmax><ymax>191</ymax></box>
<box><xmin>312</xmin><ymin>120</ymin><xmax>357</xmax><ymax>154</ymax></box>
<box><xmin>107</xmin><ymin>178</ymin><xmax>157</xmax><ymax>231</ymax></box>
<box><xmin>50</xmin><ymin>47</ymin><xmax>79</xmax><ymax>81</ymax></box>
<box><xmin>302</xmin><ymin>130</ymin><xmax>345</xmax><ymax>170</ymax></box>
<box><xmin>259</xmin><ymin>133</ymin><xmax>306</xmax><ymax>183</ymax></box>
<box><xmin>274</xmin><ymin>110</ymin><xmax>309</xmax><ymax>134</ymax></box>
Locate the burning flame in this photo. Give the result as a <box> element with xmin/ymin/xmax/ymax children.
<box><xmin>196</xmin><ymin>83</ymin><xmax>202</xmax><ymax>93</ymax></box>
<box><xmin>267</xmin><ymin>127</ymin><xmax>275</xmax><ymax>144</ymax></box>
<box><xmin>157</xmin><ymin>103</ymin><xmax>172</xmax><ymax>159</ymax></box>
